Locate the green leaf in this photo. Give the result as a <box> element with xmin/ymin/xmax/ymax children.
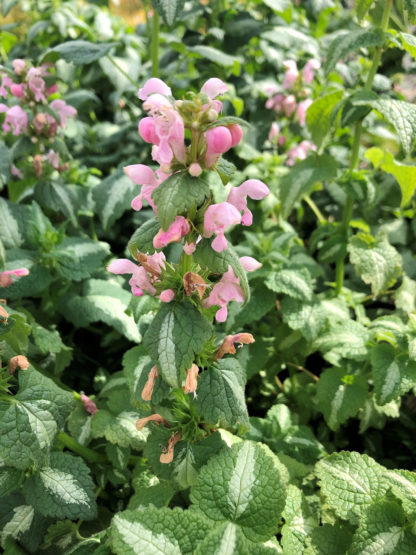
<box><xmin>91</xmin><ymin>409</ymin><xmax>148</xmax><ymax>450</ymax></box>
<box><xmin>190</xmin><ymin>441</ymin><xmax>288</xmax><ymax>542</ymax></box>
<box><xmin>110</xmin><ymin>507</ymin><xmax>212</xmax><ymax>554</ymax></box>
<box><xmin>23</xmin><ymin>452</ymin><xmax>97</xmax><ymax>520</ymax></box>
<box><xmin>152</xmin><ymin>172</ymin><xmax>209</xmax><ymax>231</ymax></box>
<box><xmin>0</xmin><ymin>368</ymin><xmax>74</xmax><ymax>469</ymax></box>
<box><xmin>54</xmin><ymin>237</ymin><xmax>110</xmax><ymax>281</ymax></box>
<box><xmin>313</xmin><ymin>319</ymin><xmax>369</xmax><ymax>361</ymax></box>
<box><xmin>92</xmin><ymin>171</ymin><xmax>137</xmax><ymax>230</ymax></box>
<box><xmin>42</xmin><ymin>40</ymin><xmax>118</xmax><ymax>65</ymax></box>
<box><xmin>193</xmin><ymin>239</ymin><xmax>250</xmax><ymax>300</ymax></box>
<box><xmin>0</xmin><ymin>198</ymin><xmax>29</xmax><ymax>248</ymax></box>
<box><xmin>189</xmin><ymin>45</ymin><xmax>241</xmax><ymax>68</ymax></box>
<box><xmin>352</xmin><ymin>95</ymin><xmax>416</xmax><ymax>154</ymax></box>
<box><xmin>350</xmin><ymin>500</ymin><xmax>416</xmax><ymax>555</ymax></box>
<box><xmin>58</xmin><ymin>279</ymin><xmax>141</xmax><ymax>343</ymax></box>
<box><xmin>1</xmin><ymin>505</ymin><xmax>34</xmax><ymax>547</ymax></box>
<box><xmin>143</xmin><ymin>301</ymin><xmax>212</xmax><ymax>388</ymax></box>
<box><xmin>356</xmin><ymin>0</ymin><xmax>375</xmax><ymax>20</ymax></box>
<box><xmin>316</xmin><ymin>451</ymin><xmax>388</xmax><ymax>522</ymax></box>
<box><xmin>151</xmin><ymin>0</ymin><xmax>185</xmax><ymax>26</ymax></box>
<box><xmin>396</xmin><ymin>276</ymin><xmax>416</xmax><ymax>314</ymax></box>
<box><xmin>316</xmin><ymin>368</ymin><xmax>368</xmax><ymax>430</ymax></box>
<box><xmin>365</xmin><ymin>147</ymin><xmax>416</xmax><ymax>206</ymax></box>
<box><xmin>382</xmin><ymin>469</ymin><xmax>416</xmax><ymax>519</ymax></box>
<box><xmin>281</xmin><ymin>485</ymin><xmax>317</xmax><ymax>554</ymax></box>
<box><xmin>398</xmin><ymin>32</ymin><xmax>416</xmax><ymax>59</ymax></box>
<box><xmin>306</xmin><ymin>90</ymin><xmax>344</xmax><ymax>149</ymax></box>
<box><xmin>1</xmin><ymin>0</ymin><xmax>18</xmax><ymax>16</ymax></box>
<box><xmin>34</xmin><ymin>181</ymin><xmax>77</xmax><ymax>226</ymax></box>
<box><xmin>123</xmin><ymin>345</ymin><xmax>154</xmax><ymax>404</ymax></box>
<box><xmin>265</xmin><ymin>268</ymin><xmax>313</xmax><ymax>301</ymax></box>
<box><xmin>348</xmin><ymin>232</ymin><xmax>402</xmax><ymax>296</ymax></box>
<box><xmin>194</xmin><ymin>522</ymin><xmax>254</xmax><ymax>555</ymax></box>
<box><xmin>128</xmin><ymin>218</ymin><xmax>161</xmax><ymax>257</ymax></box>
<box><xmin>279</xmin><ymin>155</ymin><xmax>338</xmax><ymax>218</ymax></box>
<box><xmin>403</xmin><ymin>0</ymin><xmax>416</xmax><ymax>19</ymax></box>
<box><xmin>195</xmin><ymin>359</ymin><xmax>249</xmax><ymax>429</ymax></box>
<box><xmin>0</xmin><ymin>467</ymin><xmax>24</xmax><ymax>497</ymax></box>
<box><xmin>0</xmin><ymin>141</ymin><xmax>10</xmax><ymax>186</ymax></box>
<box><xmin>371</xmin><ymin>343</ymin><xmax>416</xmax><ymax>405</ymax></box>
<box><xmin>304</xmin><ymin>523</ymin><xmax>353</xmax><ymax>555</ymax></box>
<box><xmin>128</xmin><ymin>482</ymin><xmax>175</xmax><ymax>510</ymax></box>
<box><xmin>324</xmin><ymin>28</ymin><xmax>384</xmax><ymax>75</ymax></box>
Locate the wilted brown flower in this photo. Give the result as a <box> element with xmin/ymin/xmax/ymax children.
<box><xmin>216</xmin><ymin>333</ymin><xmax>255</xmax><ymax>359</ymax></box>
<box><xmin>136</xmin><ymin>413</ymin><xmax>169</xmax><ymax>431</ymax></box>
<box><xmin>9</xmin><ymin>355</ymin><xmax>29</xmax><ymax>374</ymax></box>
<box><xmin>160</xmin><ymin>432</ymin><xmax>181</xmax><ymax>464</ymax></box>
<box><xmin>183</xmin><ymin>272</ymin><xmax>209</xmax><ymax>299</ymax></box>
<box><xmin>141</xmin><ymin>365</ymin><xmax>158</xmax><ymax>401</ymax></box>
<box><xmin>184</xmin><ymin>363</ymin><xmax>199</xmax><ymax>397</ymax></box>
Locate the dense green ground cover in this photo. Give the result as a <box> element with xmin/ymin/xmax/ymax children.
<box><xmin>1</xmin><ymin>0</ymin><xmax>416</xmax><ymax>552</ymax></box>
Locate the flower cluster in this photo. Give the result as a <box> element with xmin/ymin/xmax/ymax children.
<box><xmin>265</xmin><ymin>58</ymin><xmax>320</xmax><ymax>165</ymax></box>
<box><xmin>0</xmin><ymin>60</ymin><xmax>77</xmax><ymax>178</ymax></box>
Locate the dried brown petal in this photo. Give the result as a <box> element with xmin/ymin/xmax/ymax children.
<box><xmin>141</xmin><ymin>366</ymin><xmax>158</xmax><ymax>401</ymax></box>
<box><xmin>183</xmin><ymin>272</ymin><xmax>209</xmax><ymax>299</ymax></box>
<box><xmin>136</xmin><ymin>253</ymin><xmax>161</xmax><ymax>277</ymax></box>
<box><xmin>184</xmin><ymin>363</ymin><xmax>199</xmax><ymax>395</ymax></box>
<box><xmin>216</xmin><ymin>333</ymin><xmax>255</xmax><ymax>359</ymax></box>
<box><xmin>0</xmin><ymin>305</ymin><xmax>8</xmax><ymax>323</ymax></box>
<box><xmin>160</xmin><ymin>432</ymin><xmax>181</xmax><ymax>464</ymax></box>
<box><xmin>9</xmin><ymin>355</ymin><xmax>29</xmax><ymax>374</ymax></box>
<box><xmin>33</xmin><ymin>154</ymin><xmax>43</xmax><ymax>177</ymax></box>
<box><xmin>136</xmin><ymin>413</ymin><xmax>169</xmax><ymax>431</ymax></box>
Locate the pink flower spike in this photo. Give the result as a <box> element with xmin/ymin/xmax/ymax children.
<box><xmin>160</xmin><ymin>289</ymin><xmax>175</xmax><ymax>303</ymax></box>
<box><xmin>296</xmin><ymin>99</ymin><xmax>312</xmax><ymax>126</ymax></box>
<box><xmin>138</xmin><ymin>78</ymin><xmax>172</xmax><ymax>101</ymax></box>
<box><xmin>50</xmin><ymin>99</ymin><xmax>77</xmax><ymax>127</ymax></box>
<box><xmin>282</xmin><ymin>60</ymin><xmax>299</xmax><ymax>89</ymax></box>
<box><xmin>12</xmin><ymin>59</ymin><xmax>26</xmax><ymax>74</ymax></box>
<box><xmin>205</xmin><ymin>126</ymin><xmax>232</xmax><ymax>154</ymax></box>
<box><xmin>203</xmin><ymin>202</ymin><xmax>241</xmax><ymax>252</ymax></box>
<box><xmin>282</xmin><ymin>94</ymin><xmax>297</xmax><ymax>117</ymax></box>
<box><xmin>81</xmin><ymin>393</ymin><xmax>98</xmax><ymax>415</ymax></box>
<box><xmin>153</xmin><ymin>216</ymin><xmax>190</xmax><ymax>249</ymax></box>
<box><xmin>200</xmin><ymin>78</ymin><xmax>228</xmax><ymax>99</ymax></box>
<box><xmin>302</xmin><ymin>59</ymin><xmax>321</xmax><ymax>84</ymax></box>
<box><xmin>268</xmin><ymin>122</ymin><xmax>280</xmax><ymax>142</ymax></box>
<box><xmin>139</xmin><ymin>117</ymin><xmax>160</xmax><ymax>144</ymax></box>
<box><xmin>240</xmin><ymin>256</ymin><xmax>262</xmax><ymax>272</ymax></box>
<box><xmin>227</xmin><ymin>179</ymin><xmax>270</xmax><ymax>226</ymax></box>
<box><xmin>228</xmin><ymin>124</ymin><xmax>243</xmax><ymax>147</ymax></box>
<box><xmin>203</xmin><ymin>265</ymin><xmax>245</xmax><ymax>322</ymax></box>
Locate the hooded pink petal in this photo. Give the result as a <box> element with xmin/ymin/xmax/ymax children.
<box><xmin>282</xmin><ymin>60</ymin><xmax>299</xmax><ymax>89</ymax></box>
<box><xmin>153</xmin><ymin>216</ymin><xmax>190</xmax><ymax>249</ymax></box>
<box><xmin>240</xmin><ymin>256</ymin><xmax>262</xmax><ymax>272</ymax></box>
<box><xmin>200</xmin><ymin>78</ymin><xmax>228</xmax><ymax>99</ymax></box>
<box><xmin>107</xmin><ymin>259</ymin><xmax>138</xmax><ymax>275</ymax></box>
<box><xmin>139</xmin><ymin>78</ymin><xmax>172</xmax><ymax>100</ymax></box>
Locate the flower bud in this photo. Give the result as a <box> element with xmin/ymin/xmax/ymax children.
<box><xmin>205</xmin><ymin>126</ymin><xmax>232</xmax><ymax>154</ymax></box>
<box><xmin>228</xmin><ymin>124</ymin><xmax>243</xmax><ymax>147</ymax></box>
<box><xmin>207</xmin><ymin>109</ymin><xmax>218</xmax><ymax>122</ymax></box>
<box><xmin>188</xmin><ymin>162</ymin><xmax>202</xmax><ymax>177</ymax></box>
<box><xmin>160</xmin><ymin>289</ymin><xmax>175</xmax><ymax>303</ymax></box>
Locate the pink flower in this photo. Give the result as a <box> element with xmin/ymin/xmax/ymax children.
<box><xmin>80</xmin><ymin>393</ymin><xmax>98</xmax><ymax>415</ymax></box>
<box><xmin>0</xmin><ymin>74</ymin><xmax>13</xmax><ymax>98</ymax></box>
<box><xmin>282</xmin><ymin>60</ymin><xmax>299</xmax><ymax>89</ymax></box>
<box><xmin>160</xmin><ymin>289</ymin><xmax>175</xmax><ymax>302</ymax></box>
<box><xmin>188</xmin><ymin>162</ymin><xmax>202</xmax><ymax>177</ymax></box>
<box><xmin>204</xmin><ymin>266</ymin><xmax>244</xmax><ymax>322</ymax></box>
<box><xmin>203</xmin><ymin>202</ymin><xmax>241</xmax><ymax>252</ymax></box>
<box><xmin>50</xmin><ymin>99</ymin><xmax>77</xmax><ymax>127</ymax></box>
<box><xmin>11</xmin><ymin>165</ymin><xmax>23</xmax><ymax>179</ymax></box>
<box><xmin>12</xmin><ymin>59</ymin><xmax>26</xmax><ymax>75</ymax></box>
<box><xmin>27</xmin><ymin>67</ymin><xmax>46</xmax><ymax>102</ymax></box>
<box><xmin>147</xmin><ymin>106</ymin><xmax>186</xmax><ymax>166</ymax></box>
<box><xmin>286</xmin><ymin>140</ymin><xmax>317</xmax><ymax>166</ymax></box>
<box><xmin>296</xmin><ymin>99</ymin><xmax>312</xmax><ymax>126</ymax></box>
<box><xmin>139</xmin><ymin>117</ymin><xmax>160</xmax><ymax>145</ymax></box>
<box><xmin>138</xmin><ymin>78</ymin><xmax>172</xmax><ymax>101</ymax></box>
<box><xmin>10</xmin><ymin>83</ymin><xmax>24</xmax><ymax>98</ymax></box>
<box><xmin>302</xmin><ymin>59</ymin><xmax>320</xmax><ymax>84</ymax></box>
<box><xmin>153</xmin><ymin>216</ymin><xmax>190</xmax><ymax>249</ymax></box>
<box><xmin>282</xmin><ymin>95</ymin><xmax>297</xmax><ymax>117</ymax></box>
<box><xmin>184</xmin><ymin>241</ymin><xmax>197</xmax><ymax>255</ymax></box>
<box><xmin>124</xmin><ymin>164</ymin><xmax>166</xmax><ymax>213</ymax></box>
<box><xmin>45</xmin><ymin>83</ymin><xmax>58</xmax><ymax>96</ymax></box>
<box><xmin>0</xmin><ymin>104</ymin><xmax>28</xmax><ymax>135</ymax></box>
<box><xmin>200</xmin><ymin>78</ymin><xmax>228</xmax><ymax>99</ymax></box>
<box><xmin>266</xmin><ymin>93</ymin><xmax>284</xmax><ymax>111</ymax></box>
<box><xmin>45</xmin><ymin>149</ymin><xmax>59</xmax><ymax>168</ymax></box>
<box><xmin>227</xmin><ymin>179</ymin><xmax>270</xmax><ymax>226</ymax></box>
<box><xmin>268</xmin><ymin>122</ymin><xmax>280</xmax><ymax>142</ymax></box>
<box><xmin>228</xmin><ymin>124</ymin><xmax>243</xmax><ymax>147</ymax></box>
<box><xmin>0</xmin><ymin>268</ymin><xmax>29</xmax><ymax>287</ymax></box>
<box><xmin>107</xmin><ymin>258</ymin><xmax>156</xmax><ymax>296</ymax></box>
<box><xmin>205</xmin><ymin>126</ymin><xmax>232</xmax><ymax>167</ymax></box>
<box><xmin>240</xmin><ymin>256</ymin><xmax>262</xmax><ymax>272</ymax></box>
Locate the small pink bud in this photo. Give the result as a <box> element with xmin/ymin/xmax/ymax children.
<box><xmin>160</xmin><ymin>289</ymin><xmax>175</xmax><ymax>303</ymax></box>
<box><xmin>80</xmin><ymin>393</ymin><xmax>98</xmax><ymax>415</ymax></box>
<box><xmin>205</xmin><ymin>126</ymin><xmax>232</xmax><ymax>154</ymax></box>
<box><xmin>188</xmin><ymin>162</ymin><xmax>202</xmax><ymax>177</ymax></box>
<box><xmin>10</xmin><ymin>84</ymin><xmax>24</xmax><ymax>98</ymax></box>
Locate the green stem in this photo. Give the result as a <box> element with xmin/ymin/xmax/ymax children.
<box><xmin>304</xmin><ymin>195</ymin><xmax>325</xmax><ymax>223</ymax></box>
<box><xmin>151</xmin><ymin>10</ymin><xmax>160</xmax><ymax>78</ymax></box>
<box><xmin>334</xmin><ymin>0</ymin><xmax>392</xmax><ymax>295</ymax></box>
<box><xmin>105</xmin><ymin>55</ymin><xmax>139</xmax><ymax>89</ymax></box>
<box><xmin>57</xmin><ymin>431</ymin><xmax>107</xmax><ymax>464</ymax></box>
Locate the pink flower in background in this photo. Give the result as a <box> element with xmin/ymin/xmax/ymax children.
<box><xmin>12</xmin><ymin>59</ymin><xmax>26</xmax><ymax>75</ymax></box>
<box><xmin>227</xmin><ymin>179</ymin><xmax>270</xmax><ymax>226</ymax></box>
<box><xmin>139</xmin><ymin>78</ymin><xmax>172</xmax><ymax>101</ymax></box>
<box><xmin>10</xmin><ymin>83</ymin><xmax>24</xmax><ymax>98</ymax></box>
<box><xmin>11</xmin><ymin>165</ymin><xmax>23</xmax><ymax>179</ymax></box>
<box><xmin>268</xmin><ymin>122</ymin><xmax>280</xmax><ymax>142</ymax></box>
<box><xmin>139</xmin><ymin>117</ymin><xmax>160</xmax><ymax>145</ymax></box>
<box><xmin>80</xmin><ymin>393</ymin><xmax>98</xmax><ymax>415</ymax></box>
<box><xmin>160</xmin><ymin>289</ymin><xmax>175</xmax><ymax>303</ymax></box>
<box><xmin>107</xmin><ymin>259</ymin><xmax>156</xmax><ymax>297</ymax></box>
<box><xmin>50</xmin><ymin>99</ymin><xmax>77</xmax><ymax>127</ymax></box>
<box><xmin>204</xmin><ymin>266</ymin><xmax>244</xmax><ymax>322</ymax></box>
<box><xmin>302</xmin><ymin>59</ymin><xmax>320</xmax><ymax>84</ymax></box>
<box><xmin>45</xmin><ymin>149</ymin><xmax>60</xmax><ymax>169</ymax></box>
<box><xmin>45</xmin><ymin>83</ymin><xmax>58</xmax><ymax>96</ymax></box>
<box><xmin>153</xmin><ymin>216</ymin><xmax>190</xmax><ymax>249</ymax></box>
<box><xmin>27</xmin><ymin>67</ymin><xmax>46</xmax><ymax>102</ymax></box>
<box><xmin>266</xmin><ymin>93</ymin><xmax>284</xmax><ymax>111</ymax></box>
<box><xmin>203</xmin><ymin>202</ymin><xmax>241</xmax><ymax>252</ymax></box>
<box><xmin>240</xmin><ymin>256</ymin><xmax>262</xmax><ymax>272</ymax></box>
<box><xmin>282</xmin><ymin>94</ymin><xmax>297</xmax><ymax>117</ymax></box>
<box><xmin>296</xmin><ymin>98</ymin><xmax>312</xmax><ymax>126</ymax></box>
<box><xmin>124</xmin><ymin>164</ymin><xmax>170</xmax><ymax>213</ymax></box>
<box><xmin>0</xmin><ymin>268</ymin><xmax>29</xmax><ymax>287</ymax></box>
<box><xmin>282</xmin><ymin>60</ymin><xmax>299</xmax><ymax>89</ymax></box>
<box><xmin>286</xmin><ymin>140</ymin><xmax>317</xmax><ymax>166</ymax></box>
<box><xmin>0</xmin><ymin>104</ymin><xmax>28</xmax><ymax>135</ymax></box>
<box><xmin>0</xmin><ymin>74</ymin><xmax>13</xmax><ymax>98</ymax></box>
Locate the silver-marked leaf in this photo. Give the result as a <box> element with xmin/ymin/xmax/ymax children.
<box><xmin>194</xmin><ymin>522</ymin><xmax>253</xmax><ymax>555</ymax></box>
<box><xmin>396</xmin><ymin>275</ymin><xmax>416</xmax><ymax>314</ymax></box>
<box><xmin>23</xmin><ymin>452</ymin><xmax>97</xmax><ymax>520</ymax></box>
<box><xmin>324</xmin><ymin>28</ymin><xmax>384</xmax><ymax>75</ymax></box>
<box><xmin>316</xmin><ymin>451</ymin><xmax>388</xmax><ymax>522</ymax></box>
<box><xmin>304</xmin><ymin>523</ymin><xmax>353</xmax><ymax>555</ymax></box>
<box><xmin>93</xmin><ymin>171</ymin><xmax>137</xmax><ymax>230</ymax></box>
<box><xmin>151</xmin><ymin>0</ymin><xmax>185</xmax><ymax>26</ymax></box>
<box><xmin>1</xmin><ymin>504</ymin><xmax>34</xmax><ymax>547</ymax></box>
<box><xmin>54</xmin><ymin>237</ymin><xmax>110</xmax><ymax>281</ymax></box>
<box><xmin>382</xmin><ymin>469</ymin><xmax>416</xmax><ymax>519</ymax></box>
<box><xmin>190</xmin><ymin>441</ymin><xmax>288</xmax><ymax>542</ymax></box>
<box><xmin>143</xmin><ymin>301</ymin><xmax>212</xmax><ymax>388</ymax></box>
<box><xmin>371</xmin><ymin>343</ymin><xmax>416</xmax><ymax>405</ymax></box>
<box><xmin>42</xmin><ymin>40</ymin><xmax>118</xmax><ymax>65</ymax></box>
<box><xmin>91</xmin><ymin>409</ymin><xmax>148</xmax><ymax>450</ymax></box>
<box><xmin>312</xmin><ymin>319</ymin><xmax>369</xmax><ymax>361</ymax></box>
<box><xmin>281</xmin><ymin>485</ymin><xmax>318</xmax><ymax>554</ymax></box>
<box><xmin>265</xmin><ymin>268</ymin><xmax>313</xmax><ymax>301</ymax></box>
<box><xmin>110</xmin><ymin>507</ymin><xmax>212</xmax><ymax>554</ymax></box>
